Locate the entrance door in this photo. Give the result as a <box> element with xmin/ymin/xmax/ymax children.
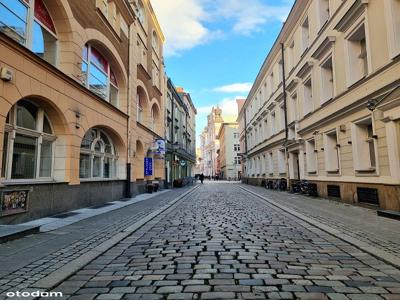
<box><xmin>291</xmin><ymin>152</ymin><xmax>300</xmax><ymax>180</ymax></box>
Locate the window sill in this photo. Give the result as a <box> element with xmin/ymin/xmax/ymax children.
<box><xmin>79</xmin><ymin>178</ymin><xmax>122</xmax><ymax>183</ymax></box>
<box><xmin>1</xmin><ymin>179</ymin><xmax>61</xmax><ymax>186</ymax></box>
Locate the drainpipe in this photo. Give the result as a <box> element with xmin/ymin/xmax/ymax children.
<box><xmin>125</xmin><ymin>22</ymin><xmax>133</xmax><ymax>198</ymax></box>
<box><xmin>281</xmin><ymin>43</ymin><xmax>290</xmax><ymax>191</ymax></box>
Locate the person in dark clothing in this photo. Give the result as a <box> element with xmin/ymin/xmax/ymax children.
<box><xmin>199</xmin><ymin>173</ymin><xmax>204</xmax><ymax>184</ymax></box>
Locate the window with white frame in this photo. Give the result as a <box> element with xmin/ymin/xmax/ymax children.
<box><xmin>269</xmin><ymin>72</ymin><xmax>274</xmax><ymax>96</ymax></box>
<box><xmin>385</xmin><ymin>0</ymin><xmax>400</xmax><ymax>58</ymax></box>
<box><xmin>2</xmin><ymin>100</ymin><xmax>56</xmax><ymax>180</ymax></box>
<box><xmin>324</xmin><ymin>130</ymin><xmax>340</xmax><ymax>173</ymax></box>
<box><xmin>0</xmin><ymin>0</ymin><xmax>58</xmax><ymax>65</ymax></box>
<box><xmin>234</xmin><ymin>144</ymin><xmax>240</xmax><ymax>152</ymax></box>
<box><xmin>269</xmin><ymin>152</ymin><xmax>274</xmax><ymax>174</ymax></box>
<box><xmin>306</xmin><ymin>139</ymin><xmax>317</xmax><ymax>174</ymax></box>
<box><xmin>280</xmin><ymin>105</ymin><xmax>285</xmax><ymax>131</ymax></box>
<box><xmin>303</xmin><ymin>77</ymin><xmax>313</xmax><ymax>116</ymax></box>
<box><xmin>233</xmin><ymin>132</ymin><xmax>239</xmax><ymax>139</ymax></box>
<box><xmin>263</xmin><ymin>118</ymin><xmax>268</xmax><ymax>139</ymax></box>
<box><xmin>150</xmin><ymin>104</ymin><xmax>159</xmax><ymax>132</ymax></box>
<box><xmin>137</xmin><ymin>0</ymin><xmax>145</xmax><ymax>25</ymax></box>
<box><xmin>234</xmin><ymin>156</ymin><xmax>241</xmax><ymax>165</ymax></box>
<box><xmin>271</xmin><ymin>112</ymin><xmax>276</xmax><ymax>135</ymax></box>
<box><xmin>319</xmin><ymin>0</ymin><xmax>330</xmax><ymax>29</ymax></box>
<box><xmin>301</xmin><ymin>17</ymin><xmax>310</xmax><ymax>53</ymax></box>
<box><xmin>289</xmin><ymin>41</ymin><xmax>295</xmax><ymax>71</ymax></box>
<box><xmin>257</xmin><ymin>156</ymin><xmax>261</xmax><ymax>175</ymax></box>
<box><xmin>289</xmin><ymin>92</ymin><xmax>298</xmax><ymax>123</ymax></box>
<box><xmin>352</xmin><ymin>118</ymin><xmax>377</xmax><ymax>172</ymax></box>
<box><xmin>346</xmin><ymin>23</ymin><xmax>369</xmax><ymax>85</ymax></box>
<box><xmin>278</xmin><ymin>60</ymin><xmax>283</xmax><ymax>83</ymax></box>
<box><xmin>81</xmin><ymin>44</ymin><xmax>119</xmax><ymax>106</ymax></box>
<box><xmin>320</xmin><ymin>56</ymin><xmax>334</xmax><ymax>104</ymax></box>
<box><xmin>278</xmin><ymin>149</ymin><xmax>286</xmax><ymax>174</ymax></box>
<box><xmin>80</xmin><ymin>128</ymin><xmax>118</xmax><ymax>179</ymax></box>
<box><xmin>254</xmin><ymin>128</ymin><xmax>258</xmax><ymax>146</ymax></box>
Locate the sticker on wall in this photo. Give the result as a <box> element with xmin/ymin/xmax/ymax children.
<box><xmin>1</xmin><ymin>190</ymin><xmax>29</xmax><ymax>216</ymax></box>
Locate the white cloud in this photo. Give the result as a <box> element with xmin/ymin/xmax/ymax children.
<box><xmin>208</xmin><ymin>0</ymin><xmax>294</xmax><ymax>35</ymax></box>
<box><xmin>213</xmin><ymin>82</ymin><xmax>252</xmax><ymax>93</ymax></box>
<box><xmin>151</xmin><ymin>0</ymin><xmax>214</xmax><ymax>56</ymax></box>
<box><xmin>151</xmin><ymin>0</ymin><xmax>294</xmax><ymax>55</ymax></box>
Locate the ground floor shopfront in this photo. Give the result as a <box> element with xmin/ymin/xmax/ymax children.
<box><xmin>165</xmin><ymin>148</ymin><xmax>195</xmax><ymax>188</ymax></box>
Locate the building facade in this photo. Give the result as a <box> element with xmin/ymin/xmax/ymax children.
<box><xmin>217</xmin><ymin>123</ymin><xmax>241</xmax><ymax>180</ymax></box>
<box><xmin>199</xmin><ymin>107</ymin><xmax>224</xmax><ymax>177</ymax></box>
<box><xmin>165</xmin><ymin>79</ymin><xmax>196</xmax><ymax>187</ymax></box>
<box><xmin>240</xmin><ymin>0</ymin><xmax>400</xmax><ymax>212</ymax></box>
<box><xmin>0</xmin><ymin>0</ymin><xmax>166</xmax><ymax>224</ymax></box>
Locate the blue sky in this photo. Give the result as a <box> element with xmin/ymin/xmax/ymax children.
<box><xmin>151</xmin><ymin>0</ymin><xmax>295</xmax><ymax>145</ymax></box>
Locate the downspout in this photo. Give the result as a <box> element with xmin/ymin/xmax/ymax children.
<box><xmin>125</xmin><ymin>22</ymin><xmax>133</xmax><ymax>198</ymax></box>
<box><xmin>281</xmin><ymin>43</ymin><xmax>290</xmax><ymax>191</ymax></box>
<box><xmin>171</xmin><ymin>86</ymin><xmax>175</xmax><ymax>187</ymax></box>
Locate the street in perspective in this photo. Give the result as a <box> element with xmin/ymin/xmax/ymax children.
<box><xmin>1</xmin><ymin>0</ymin><xmax>400</xmax><ymax>299</ymax></box>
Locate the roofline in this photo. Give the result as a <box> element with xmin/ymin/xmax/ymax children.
<box><xmin>239</xmin><ymin>0</ymin><xmax>306</xmax><ymax>116</ymax></box>
<box><xmin>147</xmin><ymin>0</ymin><xmax>165</xmax><ymax>42</ymax></box>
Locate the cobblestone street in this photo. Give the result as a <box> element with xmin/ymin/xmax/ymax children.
<box><xmin>3</xmin><ymin>183</ymin><xmax>395</xmax><ymax>300</ymax></box>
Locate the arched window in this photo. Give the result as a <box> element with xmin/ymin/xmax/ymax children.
<box><xmin>79</xmin><ymin>128</ymin><xmax>118</xmax><ymax>179</ymax></box>
<box><xmin>150</xmin><ymin>104</ymin><xmax>159</xmax><ymax>132</ymax></box>
<box><xmin>1</xmin><ymin>100</ymin><xmax>55</xmax><ymax>180</ymax></box>
<box><xmin>137</xmin><ymin>0</ymin><xmax>145</xmax><ymax>25</ymax></box>
<box><xmin>0</xmin><ymin>0</ymin><xmax>57</xmax><ymax>65</ymax></box>
<box><xmin>137</xmin><ymin>87</ymin><xmax>148</xmax><ymax>124</ymax></box>
<box><xmin>152</xmin><ymin>31</ymin><xmax>157</xmax><ymax>50</ymax></box>
<box><xmin>81</xmin><ymin>44</ymin><xmax>119</xmax><ymax>106</ymax></box>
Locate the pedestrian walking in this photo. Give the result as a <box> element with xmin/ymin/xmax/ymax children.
<box><xmin>199</xmin><ymin>173</ymin><xmax>204</xmax><ymax>184</ymax></box>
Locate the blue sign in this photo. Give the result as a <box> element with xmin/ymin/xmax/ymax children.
<box><xmin>144</xmin><ymin>157</ymin><xmax>153</xmax><ymax>176</ymax></box>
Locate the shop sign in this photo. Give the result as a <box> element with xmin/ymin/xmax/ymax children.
<box><xmin>1</xmin><ymin>190</ymin><xmax>29</xmax><ymax>216</ymax></box>
<box><xmin>180</xmin><ymin>160</ymin><xmax>187</xmax><ymax>167</ymax></box>
<box><xmin>154</xmin><ymin>139</ymin><xmax>166</xmax><ymax>155</ymax></box>
<box><xmin>144</xmin><ymin>157</ymin><xmax>153</xmax><ymax>176</ymax></box>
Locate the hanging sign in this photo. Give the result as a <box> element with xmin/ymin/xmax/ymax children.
<box><xmin>144</xmin><ymin>157</ymin><xmax>153</xmax><ymax>176</ymax></box>
<box><xmin>154</xmin><ymin>139</ymin><xmax>166</xmax><ymax>155</ymax></box>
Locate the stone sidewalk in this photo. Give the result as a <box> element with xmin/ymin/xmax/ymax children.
<box><xmin>241</xmin><ymin>184</ymin><xmax>400</xmax><ymax>260</ymax></box>
<box><xmin>0</xmin><ymin>186</ymin><xmax>194</xmax><ymax>296</ymax></box>
<box><xmin>52</xmin><ymin>183</ymin><xmax>400</xmax><ymax>300</ymax></box>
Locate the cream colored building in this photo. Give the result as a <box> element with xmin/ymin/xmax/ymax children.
<box><xmin>239</xmin><ymin>0</ymin><xmax>400</xmax><ymax>212</ymax></box>
<box><xmin>0</xmin><ymin>0</ymin><xmax>166</xmax><ymax>224</ymax></box>
<box><xmin>199</xmin><ymin>107</ymin><xmax>224</xmax><ymax>177</ymax></box>
<box><xmin>217</xmin><ymin>123</ymin><xmax>241</xmax><ymax>180</ymax></box>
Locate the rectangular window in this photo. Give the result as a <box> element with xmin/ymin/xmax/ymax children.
<box><xmin>301</xmin><ymin>17</ymin><xmax>310</xmax><ymax>53</ymax></box>
<box><xmin>306</xmin><ymin>139</ymin><xmax>317</xmax><ymax>174</ymax></box>
<box><xmin>280</xmin><ymin>105</ymin><xmax>285</xmax><ymax>131</ymax></box>
<box><xmin>0</xmin><ymin>0</ymin><xmax>28</xmax><ymax>45</ymax></box>
<box><xmin>289</xmin><ymin>41</ymin><xmax>295</xmax><ymax>71</ymax></box>
<box><xmin>320</xmin><ymin>56</ymin><xmax>334</xmax><ymax>104</ymax></box>
<box><xmin>271</xmin><ymin>112</ymin><xmax>276</xmax><ymax>134</ymax></box>
<box><xmin>234</xmin><ymin>144</ymin><xmax>240</xmax><ymax>152</ymax></box>
<box><xmin>269</xmin><ymin>152</ymin><xmax>274</xmax><ymax>175</ymax></box>
<box><xmin>11</xmin><ymin>134</ymin><xmax>37</xmax><ymax>179</ymax></box>
<box><xmin>386</xmin><ymin>0</ymin><xmax>400</xmax><ymax>57</ymax></box>
<box><xmin>352</xmin><ymin>119</ymin><xmax>376</xmax><ymax>172</ymax></box>
<box><xmin>347</xmin><ymin>24</ymin><xmax>368</xmax><ymax>85</ymax></box>
<box><xmin>39</xmin><ymin>139</ymin><xmax>52</xmax><ymax>178</ymax></box>
<box><xmin>324</xmin><ymin>131</ymin><xmax>339</xmax><ymax>173</ymax></box>
<box><xmin>319</xmin><ymin>0</ymin><xmax>330</xmax><ymax>28</ymax></box>
<box><xmin>79</xmin><ymin>154</ymin><xmax>91</xmax><ymax>178</ymax></box>
<box><xmin>278</xmin><ymin>150</ymin><xmax>286</xmax><ymax>174</ymax></box>
<box><xmin>290</xmin><ymin>93</ymin><xmax>298</xmax><ymax>123</ymax></box>
<box><xmin>93</xmin><ymin>156</ymin><xmax>101</xmax><ymax>177</ymax></box>
<box><xmin>303</xmin><ymin>78</ymin><xmax>313</xmax><ymax>116</ymax></box>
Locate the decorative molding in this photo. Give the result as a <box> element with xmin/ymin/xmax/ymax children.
<box><xmin>312</xmin><ymin>36</ymin><xmax>336</xmax><ymax>60</ymax></box>
<box><xmin>334</xmin><ymin>0</ymin><xmax>369</xmax><ymax>32</ymax></box>
<box><xmin>296</xmin><ymin>61</ymin><xmax>313</xmax><ymax>79</ymax></box>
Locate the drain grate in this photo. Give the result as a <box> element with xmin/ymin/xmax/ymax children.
<box><xmin>90</xmin><ymin>203</ymin><xmax>114</xmax><ymax>209</ymax></box>
<box><xmin>52</xmin><ymin>212</ymin><xmax>79</xmax><ymax>219</ymax></box>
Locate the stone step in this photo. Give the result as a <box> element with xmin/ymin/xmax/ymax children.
<box><xmin>0</xmin><ymin>224</ymin><xmax>40</xmax><ymax>243</ymax></box>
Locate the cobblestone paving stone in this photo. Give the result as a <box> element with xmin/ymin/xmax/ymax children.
<box><xmin>55</xmin><ymin>184</ymin><xmax>400</xmax><ymax>300</ymax></box>
<box><xmin>241</xmin><ymin>184</ymin><xmax>400</xmax><ymax>258</ymax></box>
<box><xmin>0</xmin><ymin>188</ymin><xmax>193</xmax><ymax>296</ymax></box>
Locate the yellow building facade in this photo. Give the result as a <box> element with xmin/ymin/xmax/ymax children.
<box><xmin>0</xmin><ymin>0</ymin><xmax>165</xmax><ymax>224</ymax></box>
<box><xmin>240</xmin><ymin>0</ymin><xmax>400</xmax><ymax>211</ymax></box>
